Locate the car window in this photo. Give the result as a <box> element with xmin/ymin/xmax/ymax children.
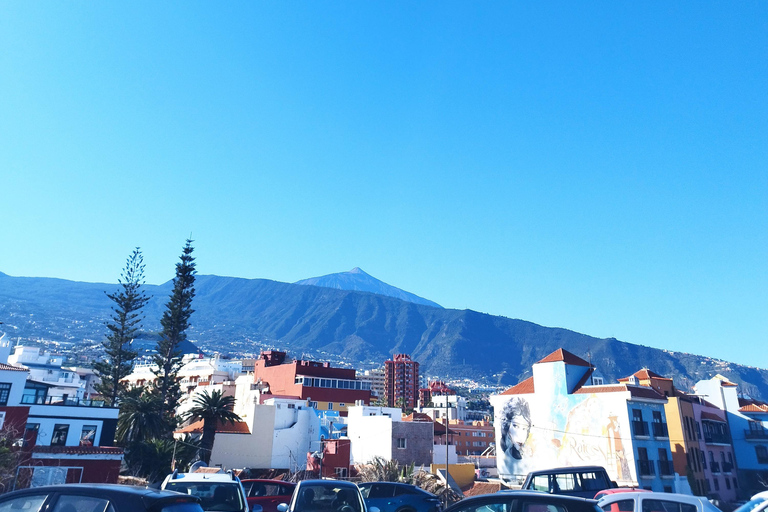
<box><xmin>450</xmin><ymin>499</ymin><xmax>509</xmax><ymax>512</ymax></box>
<box><xmin>52</xmin><ymin>495</ymin><xmax>114</xmax><ymax>512</ymax></box>
<box><xmin>531</xmin><ymin>476</ymin><xmax>550</xmax><ymax>493</ymax></box>
<box><xmin>521</xmin><ymin>502</ymin><xmax>566</xmax><ymax>512</ymax></box>
<box><xmin>579</xmin><ymin>472</ymin><xmax>609</xmax><ymax>492</ymax></box>
<box><xmin>601</xmin><ymin>499</ymin><xmax>634</xmax><ymax>512</ymax></box>
<box><xmin>367</xmin><ymin>485</ymin><xmax>395</xmax><ymax>499</ymax></box>
<box><xmin>555</xmin><ymin>474</ymin><xmax>579</xmax><ymax>492</ymax></box>
<box><xmin>295</xmin><ymin>485</ymin><xmax>361</xmax><ymax>512</ymax></box>
<box><xmin>165</xmin><ymin>482</ymin><xmax>245</xmax><ymax>512</ymax></box>
<box><xmin>641</xmin><ymin>500</ymin><xmax>696</xmax><ymax>512</ymax></box>
<box><xmin>392</xmin><ymin>486</ymin><xmax>415</xmax><ymax>497</ymax></box>
<box><xmin>0</xmin><ymin>495</ymin><xmax>48</xmax><ymax>512</ymax></box>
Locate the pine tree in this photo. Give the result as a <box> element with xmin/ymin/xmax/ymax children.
<box><xmin>152</xmin><ymin>239</ymin><xmax>196</xmax><ymax>434</ymax></box>
<box><xmin>94</xmin><ymin>248</ymin><xmax>149</xmax><ymax>407</ymax></box>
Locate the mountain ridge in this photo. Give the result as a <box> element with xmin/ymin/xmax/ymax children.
<box><xmin>0</xmin><ymin>271</ymin><xmax>766</xmax><ymax>399</ymax></box>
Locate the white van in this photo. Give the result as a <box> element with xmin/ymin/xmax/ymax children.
<box><xmin>598</xmin><ymin>491</ymin><xmax>721</xmax><ymax>512</ymax></box>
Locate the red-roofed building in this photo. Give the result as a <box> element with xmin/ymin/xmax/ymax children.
<box><xmin>490</xmin><ymin>348</ymin><xmax>677</xmax><ymax>493</ymax></box>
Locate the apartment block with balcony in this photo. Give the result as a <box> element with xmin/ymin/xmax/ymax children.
<box><xmin>385</xmin><ymin>354</ymin><xmax>419</xmax><ymax>409</ymax></box>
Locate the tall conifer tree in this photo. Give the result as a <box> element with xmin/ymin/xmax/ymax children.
<box><xmin>94</xmin><ymin>248</ymin><xmax>149</xmax><ymax>406</ymax></box>
<box><xmin>152</xmin><ymin>239</ymin><xmax>196</xmax><ymax>433</ymax></box>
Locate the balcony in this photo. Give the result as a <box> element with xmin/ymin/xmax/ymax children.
<box><xmin>722</xmin><ymin>462</ymin><xmax>734</xmax><ymax>473</ymax></box>
<box><xmin>653</xmin><ymin>423</ymin><xmax>669</xmax><ymax>438</ymax></box>
<box><xmin>658</xmin><ymin>460</ymin><xmax>675</xmax><ymax>477</ymax></box>
<box><xmin>745</xmin><ymin>429</ymin><xmax>768</xmax><ymax>440</ymax></box>
<box><xmin>704</xmin><ymin>432</ymin><xmax>730</xmax><ymax>445</ymax></box>
<box><xmin>637</xmin><ymin>459</ymin><xmax>655</xmax><ymax>477</ymax></box>
<box><xmin>21</xmin><ymin>395</ymin><xmax>108</xmax><ymax>407</ymax></box>
<box><xmin>710</xmin><ymin>461</ymin><xmax>721</xmax><ymax>473</ymax></box>
<box><xmin>633</xmin><ymin>421</ymin><xmax>650</xmax><ymax>437</ymax></box>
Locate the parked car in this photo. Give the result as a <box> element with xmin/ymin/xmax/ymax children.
<box><xmin>242</xmin><ymin>479</ymin><xmax>296</xmax><ymax>512</ymax></box>
<box><xmin>598</xmin><ymin>491</ymin><xmax>722</xmax><ymax>512</ymax></box>
<box><xmin>445</xmin><ymin>490</ymin><xmax>601</xmax><ymax>512</ymax></box>
<box><xmin>161</xmin><ymin>469</ymin><xmax>249</xmax><ymax>512</ymax></box>
<box><xmin>277</xmin><ymin>479</ymin><xmax>379</xmax><ymax>512</ymax></box>
<box><xmin>0</xmin><ymin>484</ymin><xmax>203</xmax><ymax>512</ymax></box>
<box><xmin>593</xmin><ymin>489</ymin><xmax>651</xmax><ymax>500</ymax></box>
<box><xmin>522</xmin><ymin>466</ymin><xmax>617</xmax><ymax>499</ymax></box>
<box><xmin>358</xmin><ymin>482</ymin><xmax>442</xmax><ymax>512</ymax></box>
<box><xmin>733</xmin><ymin>491</ymin><xmax>768</xmax><ymax>512</ymax></box>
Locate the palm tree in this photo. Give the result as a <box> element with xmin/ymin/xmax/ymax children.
<box><xmin>185</xmin><ymin>389</ymin><xmax>241</xmax><ymax>464</ymax></box>
<box><xmin>116</xmin><ymin>390</ymin><xmax>167</xmax><ymax>444</ymax></box>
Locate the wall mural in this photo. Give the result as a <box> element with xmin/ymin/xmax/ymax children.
<box><xmin>496</xmin><ymin>389</ymin><xmax>633</xmax><ymax>483</ymax></box>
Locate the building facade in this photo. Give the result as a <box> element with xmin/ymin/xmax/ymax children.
<box><xmin>384</xmin><ymin>354</ymin><xmax>419</xmax><ymax>409</ymax></box>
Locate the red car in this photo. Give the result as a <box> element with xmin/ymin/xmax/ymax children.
<box><xmin>241</xmin><ymin>479</ymin><xmax>296</xmax><ymax>512</ymax></box>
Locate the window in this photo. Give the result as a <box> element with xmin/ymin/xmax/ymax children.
<box><xmin>522</xmin><ymin>502</ymin><xmax>564</xmax><ymax>512</ymax></box>
<box><xmin>334</xmin><ymin>467</ymin><xmax>348</xmax><ymax>478</ymax></box>
<box><xmin>756</xmin><ymin>445</ymin><xmax>768</xmax><ymax>464</ymax></box>
<box><xmin>642</xmin><ymin>500</ymin><xmax>696</xmax><ymax>512</ymax></box>
<box><xmin>51</xmin><ymin>424</ymin><xmax>69</xmax><ymax>446</ymax></box>
<box><xmin>309</xmin><ymin>401</ymin><xmax>318</xmax><ymax>409</ymax></box>
<box><xmin>0</xmin><ymin>383</ymin><xmax>11</xmax><ymax>406</ymax></box>
<box><xmin>52</xmin><ymin>496</ymin><xmax>114</xmax><ymax>512</ymax></box>
<box><xmin>328</xmin><ymin>403</ymin><xmax>334</xmax><ymax>410</ymax></box>
<box><xmin>633</xmin><ymin>409</ymin><xmax>643</xmax><ymax>421</ymax></box>
<box><xmin>0</xmin><ymin>495</ymin><xmax>48</xmax><ymax>512</ymax></box>
<box><xmin>713</xmin><ymin>477</ymin><xmax>720</xmax><ymax>491</ymax></box>
<box><xmin>80</xmin><ymin>425</ymin><xmax>97</xmax><ymax>446</ymax></box>
<box><xmin>396</xmin><ymin>438</ymin><xmax>406</xmax><ymax>449</ymax></box>
<box><xmin>449</xmin><ymin>500</ymin><xmax>509</xmax><ymax>512</ymax></box>
<box><xmin>602</xmin><ymin>500</ymin><xmax>634</xmax><ymax>512</ymax></box>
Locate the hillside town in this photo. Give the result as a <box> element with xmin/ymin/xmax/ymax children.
<box><xmin>2</xmin><ymin>331</ymin><xmax>767</xmax><ymax>505</ymax></box>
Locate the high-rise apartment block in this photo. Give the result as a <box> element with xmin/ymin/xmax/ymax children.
<box><xmin>384</xmin><ymin>354</ymin><xmax>419</xmax><ymax>409</ymax></box>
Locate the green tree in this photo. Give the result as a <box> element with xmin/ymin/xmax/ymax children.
<box><xmin>152</xmin><ymin>239</ymin><xmax>196</xmax><ymax>434</ymax></box>
<box><xmin>116</xmin><ymin>388</ymin><xmax>167</xmax><ymax>444</ymax></box>
<box><xmin>94</xmin><ymin>248</ymin><xmax>149</xmax><ymax>406</ymax></box>
<box><xmin>123</xmin><ymin>435</ymin><xmax>199</xmax><ymax>483</ymax></box>
<box><xmin>185</xmin><ymin>389</ymin><xmax>241</xmax><ymax>464</ymax></box>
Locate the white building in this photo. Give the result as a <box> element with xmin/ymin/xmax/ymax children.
<box><xmin>347</xmin><ymin>405</ymin><xmax>434</xmax><ymax>467</ymax></box>
<box><xmin>8</xmin><ymin>346</ymin><xmax>87</xmax><ymax>403</ymax></box>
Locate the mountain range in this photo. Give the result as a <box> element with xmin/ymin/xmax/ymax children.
<box><xmin>0</xmin><ymin>270</ymin><xmax>766</xmax><ymax>399</ymax></box>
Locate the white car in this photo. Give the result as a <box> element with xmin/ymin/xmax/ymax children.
<box><xmin>598</xmin><ymin>491</ymin><xmax>722</xmax><ymax>512</ymax></box>
<box><xmin>732</xmin><ymin>491</ymin><xmax>768</xmax><ymax>512</ymax></box>
<box><xmin>161</xmin><ymin>469</ymin><xmax>250</xmax><ymax>512</ymax></box>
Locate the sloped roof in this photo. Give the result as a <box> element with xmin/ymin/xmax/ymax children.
<box><xmin>618</xmin><ymin>369</ymin><xmax>672</xmax><ymax>382</ymax></box>
<box><xmin>499</xmin><ymin>376</ymin><xmax>534</xmax><ymax>395</ymax></box>
<box><xmin>700</xmin><ymin>411</ymin><xmax>726</xmax><ymax>422</ymax></box>
<box><xmin>176</xmin><ymin>419</ymin><xmax>251</xmax><ymax>435</ymax></box>
<box><xmin>739</xmin><ymin>398</ymin><xmax>768</xmax><ymax>413</ymax></box>
<box><xmin>574</xmin><ymin>384</ymin><xmax>666</xmax><ymax>400</ymax></box>
<box><xmin>536</xmin><ymin>348</ymin><xmax>591</xmax><ymax>367</ymax></box>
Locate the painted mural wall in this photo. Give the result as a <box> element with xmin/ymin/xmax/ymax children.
<box><xmin>491</xmin><ymin>385</ymin><xmax>636</xmax><ymax>485</ymax></box>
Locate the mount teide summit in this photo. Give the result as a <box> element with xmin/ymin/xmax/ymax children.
<box><xmin>295</xmin><ymin>267</ymin><xmax>442</xmax><ymax>308</ymax></box>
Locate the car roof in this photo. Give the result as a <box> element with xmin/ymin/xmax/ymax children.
<box><xmin>753</xmin><ymin>492</ymin><xmax>768</xmax><ymax>500</ymax></box>
<box><xmin>4</xmin><ymin>484</ymin><xmax>200</xmax><ymax>501</ymax></box>
<box><xmin>598</xmin><ymin>492</ymin><xmax>704</xmax><ymax>504</ymax></box>
<box><xmin>526</xmin><ymin>466</ymin><xmax>608</xmax><ymax>475</ymax></box>
<box><xmin>165</xmin><ymin>472</ymin><xmax>241</xmax><ymax>483</ymax></box>
<box><xmin>298</xmin><ymin>480</ymin><xmax>359</xmax><ymax>488</ymax></box>
<box><xmin>495</xmin><ymin>490</ymin><xmax>597</xmax><ymax>503</ymax></box>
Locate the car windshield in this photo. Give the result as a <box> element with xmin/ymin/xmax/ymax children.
<box><xmin>165</xmin><ymin>482</ymin><xmax>244</xmax><ymax>512</ymax></box>
<box><xmin>294</xmin><ymin>485</ymin><xmax>362</xmax><ymax>512</ymax></box>
<box><xmin>733</xmin><ymin>499</ymin><xmax>768</xmax><ymax>512</ymax></box>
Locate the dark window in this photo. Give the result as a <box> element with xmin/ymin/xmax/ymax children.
<box><xmin>53</xmin><ymin>495</ymin><xmax>114</xmax><ymax>512</ymax></box>
<box><xmin>80</xmin><ymin>425</ymin><xmax>97</xmax><ymax>446</ymax></box>
<box><xmin>51</xmin><ymin>424</ymin><xmax>69</xmax><ymax>446</ymax></box>
<box><xmin>756</xmin><ymin>445</ymin><xmax>768</xmax><ymax>464</ymax></box>
<box><xmin>0</xmin><ymin>383</ymin><xmax>11</xmax><ymax>406</ymax></box>
<box><xmin>0</xmin><ymin>495</ymin><xmax>48</xmax><ymax>512</ymax></box>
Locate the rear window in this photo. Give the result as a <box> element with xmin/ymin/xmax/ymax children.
<box><xmin>164</xmin><ymin>482</ymin><xmax>244</xmax><ymax>512</ymax></box>
<box><xmin>52</xmin><ymin>496</ymin><xmax>115</xmax><ymax>512</ymax></box>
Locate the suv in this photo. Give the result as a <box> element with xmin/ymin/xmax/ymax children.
<box><xmin>521</xmin><ymin>466</ymin><xmax>617</xmax><ymax>499</ymax></box>
<box><xmin>162</xmin><ymin>470</ymin><xmax>249</xmax><ymax>512</ymax></box>
<box><xmin>0</xmin><ymin>484</ymin><xmax>203</xmax><ymax>512</ymax></box>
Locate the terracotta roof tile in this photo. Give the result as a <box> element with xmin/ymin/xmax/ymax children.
<box><xmin>500</xmin><ymin>377</ymin><xmax>534</xmax><ymax>395</ymax></box>
<box><xmin>461</xmin><ymin>481</ymin><xmax>503</xmax><ymax>497</ymax></box>
<box><xmin>0</xmin><ymin>363</ymin><xmax>29</xmax><ymax>372</ymax></box>
<box><xmin>176</xmin><ymin>419</ymin><xmax>251</xmax><ymax>435</ymax></box>
<box><xmin>574</xmin><ymin>384</ymin><xmax>628</xmax><ymax>394</ymax></box>
<box><xmin>740</xmin><ymin>403</ymin><xmax>768</xmax><ymax>413</ymax></box>
<box><xmin>618</xmin><ymin>369</ymin><xmax>672</xmax><ymax>381</ymax></box>
<box><xmin>537</xmin><ymin>348</ymin><xmax>591</xmax><ymax>367</ymax></box>
<box><xmin>33</xmin><ymin>446</ymin><xmax>124</xmax><ymax>455</ymax></box>
<box><xmin>573</xmin><ymin>384</ymin><xmax>665</xmax><ymax>400</ymax></box>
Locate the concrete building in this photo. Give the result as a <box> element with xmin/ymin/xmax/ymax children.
<box><xmin>490</xmin><ymin>349</ymin><xmax>680</xmax><ymax>492</ymax></box>
<box><xmin>358</xmin><ymin>368</ymin><xmax>385</xmax><ymax>401</ymax></box>
<box><xmin>347</xmin><ymin>405</ymin><xmax>433</xmax><ymax>467</ymax></box>
<box><xmin>8</xmin><ymin>346</ymin><xmax>87</xmax><ymax>403</ymax></box>
<box><xmin>385</xmin><ymin>354</ymin><xmax>419</xmax><ymax>409</ymax></box>
<box><xmin>251</xmin><ymin>351</ymin><xmax>371</xmax><ymax>414</ymax></box>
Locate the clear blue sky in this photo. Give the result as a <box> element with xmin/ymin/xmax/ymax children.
<box><xmin>1</xmin><ymin>2</ymin><xmax>766</xmax><ymax>369</ymax></box>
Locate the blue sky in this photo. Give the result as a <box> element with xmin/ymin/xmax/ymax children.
<box><xmin>1</xmin><ymin>2</ymin><xmax>766</xmax><ymax>369</ymax></box>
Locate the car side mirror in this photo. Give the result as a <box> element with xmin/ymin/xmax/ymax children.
<box><xmin>251</xmin><ymin>506</ymin><xmax>264</xmax><ymax>512</ymax></box>
<box><xmin>277</xmin><ymin>504</ymin><xmax>289</xmax><ymax>512</ymax></box>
